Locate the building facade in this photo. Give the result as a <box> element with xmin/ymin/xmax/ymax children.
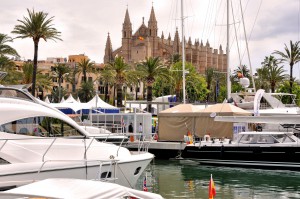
<box><xmin>104</xmin><ymin>6</ymin><xmax>227</xmax><ymax>74</ymax></box>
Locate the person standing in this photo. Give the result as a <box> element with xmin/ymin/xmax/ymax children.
<box><xmin>139</xmin><ymin>123</ymin><xmax>143</xmax><ymax>141</ymax></box>
<box><xmin>128</xmin><ymin>122</ymin><xmax>134</xmax><ymax>142</ymax></box>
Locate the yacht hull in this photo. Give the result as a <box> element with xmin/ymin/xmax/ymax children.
<box><xmin>0</xmin><ymin>155</ymin><xmax>152</xmax><ymax>191</ymax></box>
<box><xmin>182</xmin><ymin>145</ymin><xmax>300</xmax><ymax>170</ymax></box>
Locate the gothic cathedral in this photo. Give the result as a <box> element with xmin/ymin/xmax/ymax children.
<box><xmin>104</xmin><ymin>6</ymin><xmax>227</xmax><ymax>74</ymax></box>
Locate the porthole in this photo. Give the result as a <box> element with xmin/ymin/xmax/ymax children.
<box><xmin>134</xmin><ymin>167</ymin><xmax>141</xmax><ymax>175</ymax></box>
<box><xmin>101</xmin><ymin>171</ymin><xmax>112</xmax><ymax>178</ymax></box>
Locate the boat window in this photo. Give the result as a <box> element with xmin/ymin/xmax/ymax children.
<box><xmin>0</xmin><ymin>157</ymin><xmax>10</xmax><ymax>165</ymax></box>
<box><xmin>273</xmin><ymin>134</ymin><xmax>295</xmax><ymax>143</ymax></box>
<box><xmin>257</xmin><ymin>135</ymin><xmax>278</xmax><ymax>144</ymax></box>
<box><xmin>100</xmin><ymin>172</ymin><xmax>112</xmax><ymax>178</ymax></box>
<box><xmin>239</xmin><ymin>134</ymin><xmax>256</xmax><ymax>143</ymax></box>
<box><xmin>0</xmin><ymin>88</ymin><xmax>33</xmax><ymax>101</ymax></box>
<box><xmin>0</xmin><ymin>116</ymin><xmax>84</xmax><ymax>137</ymax></box>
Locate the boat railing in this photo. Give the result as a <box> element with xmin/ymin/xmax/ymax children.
<box><xmin>125</xmin><ymin>133</ymin><xmax>155</xmax><ymax>152</ymax></box>
<box><xmin>0</xmin><ymin>136</ymin><xmax>129</xmax><ymax>163</ymax></box>
<box><xmin>37</xmin><ymin>159</ymin><xmax>119</xmax><ymax>182</ymax></box>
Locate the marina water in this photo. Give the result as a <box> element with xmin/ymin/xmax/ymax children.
<box><xmin>137</xmin><ymin>159</ymin><xmax>300</xmax><ymax>199</ymax></box>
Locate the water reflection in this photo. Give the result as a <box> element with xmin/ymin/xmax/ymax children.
<box><xmin>139</xmin><ymin>159</ymin><xmax>300</xmax><ymax>199</ymax></box>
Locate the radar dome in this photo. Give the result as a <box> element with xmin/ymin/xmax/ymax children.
<box><xmin>239</xmin><ymin>77</ymin><xmax>250</xmax><ymax>88</ymax></box>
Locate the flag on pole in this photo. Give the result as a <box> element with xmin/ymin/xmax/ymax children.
<box><xmin>143</xmin><ymin>176</ymin><xmax>148</xmax><ymax>192</ymax></box>
<box><xmin>209</xmin><ymin>174</ymin><xmax>216</xmax><ymax>199</ymax></box>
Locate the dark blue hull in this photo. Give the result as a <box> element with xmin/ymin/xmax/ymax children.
<box><xmin>182</xmin><ymin>145</ymin><xmax>300</xmax><ymax>170</ymax></box>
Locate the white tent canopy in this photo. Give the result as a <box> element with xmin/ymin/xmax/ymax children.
<box><xmin>88</xmin><ymin>95</ymin><xmax>118</xmax><ymax>109</ymax></box>
<box><xmin>50</xmin><ymin>95</ymin><xmax>119</xmax><ymax>114</ymax></box>
<box><xmin>65</xmin><ymin>94</ymin><xmax>78</xmax><ymax>103</ymax></box>
<box><xmin>44</xmin><ymin>96</ymin><xmax>50</xmax><ymax>104</ymax></box>
<box><xmin>60</xmin><ymin>97</ymin><xmax>65</xmax><ymax>103</ymax></box>
<box><xmin>50</xmin><ymin>102</ymin><xmax>91</xmax><ymax>112</ymax></box>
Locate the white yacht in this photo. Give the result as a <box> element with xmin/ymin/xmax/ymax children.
<box><xmin>0</xmin><ymin>87</ymin><xmax>154</xmax><ymax>191</ymax></box>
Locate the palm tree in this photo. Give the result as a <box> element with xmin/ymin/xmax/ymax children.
<box><xmin>0</xmin><ymin>56</ymin><xmax>15</xmax><ymax>71</ymax></box>
<box><xmin>205</xmin><ymin>67</ymin><xmax>215</xmax><ymax>102</ymax></box>
<box><xmin>12</xmin><ymin>8</ymin><xmax>61</xmax><ymax>97</ymax></box>
<box><xmin>0</xmin><ymin>56</ymin><xmax>19</xmax><ymax>84</ymax></box>
<box><xmin>167</xmin><ymin>53</ymin><xmax>181</xmax><ymax>67</ymax></box>
<box><xmin>22</xmin><ymin>62</ymin><xmax>52</xmax><ymax>99</ymax></box>
<box><xmin>0</xmin><ymin>33</ymin><xmax>19</xmax><ymax>57</ymax></box>
<box><xmin>106</xmin><ymin>56</ymin><xmax>130</xmax><ymax>107</ymax></box>
<box><xmin>78</xmin><ymin>81</ymin><xmax>95</xmax><ymax>102</ymax></box>
<box><xmin>255</xmin><ymin>67</ymin><xmax>269</xmax><ymax>91</ymax></box>
<box><xmin>36</xmin><ymin>73</ymin><xmax>53</xmax><ymax>100</ymax></box>
<box><xmin>21</xmin><ymin>62</ymin><xmax>33</xmax><ymax>84</ymax></box>
<box><xmin>273</xmin><ymin>41</ymin><xmax>300</xmax><ymax>94</ymax></box>
<box><xmin>99</xmin><ymin>68</ymin><xmax>115</xmax><ymax>102</ymax></box>
<box><xmin>77</xmin><ymin>58</ymin><xmax>95</xmax><ymax>83</ymax></box>
<box><xmin>137</xmin><ymin>57</ymin><xmax>169</xmax><ymax>112</ymax></box>
<box><xmin>233</xmin><ymin>65</ymin><xmax>250</xmax><ymax>79</ymax></box>
<box><xmin>171</xmin><ymin>61</ymin><xmax>208</xmax><ymax>103</ymax></box>
<box><xmin>261</xmin><ymin>55</ymin><xmax>287</xmax><ymax>93</ymax></box>
<box><xmin>53</xmin><ymin>63</ymin><xmax>70</xmax><ymax>101</ymax></box>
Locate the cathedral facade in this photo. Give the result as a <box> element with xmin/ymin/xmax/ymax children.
<box><xmin>104</xmin><ymin>6</ymin><xmax>227</xmax><ymax>74</ymax></box>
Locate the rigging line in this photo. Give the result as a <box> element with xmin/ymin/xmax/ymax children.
<box><xmin>228</xmin><ymin>1</ymin><xmax>240</xmax><ymax>49</ymax></box>
<box><xmin>206</xmin><ymin>0</ymin><xmax>216</xmax><ymax>40</ymax></box>
<box><xmin>299</xmin><ymin>0</ymin><xmax>300</xmax><ymax>42</ymax></box>
<box><xmin>215</xmin><ymin>1</ymin><xmax>224</xmax><ymax>45</ymax></box>
<box><xmin>213</xmin><ymin>0</ymin><xmax>224</xmax><ymax>46</ymax></box>
<box><xmin>174</xmin><ymin>0</ymin><xmax>178</xmax><ymax>29</ymax></box>
<box><xmin>240</xmin><ymin>0</ymin><xmax>256</xmax><ymax>91</ymax></box>
<box><xmin>241</xmin><ymin>0</ymin><xmax>263</xmax><ymax>60</ymax></box>
<box><xmin>201</xmin><ymin>0</ymin><xmax>211</xmax><ymax>40</ymax></box>
<box><xmin>187</xmin><ymin>0</ymin><xmax>195</xmax><ymax>42</ymax></box>
<box><xmin>218</xmin><ymin>0</ymin><xmax>226</xmax><ymax>46</ymax></box>
<box><xmin>207</xmin><ymin>0</ymin><xmax>219</xmax><ymax>47</ymax></box>
<box><xmin>166</xmin><ymin>0</ymin><xmax>175</xmax><ymax>36</ymax></box>
<box><xmin>298</xmin><ymin>0</ymin><xmax>300</xmax><ymax>79</ymax></box>
<box><xmin>231</xmin><ymin>0</ymin><xmax>242</xmax><ymax>68</ymax></box>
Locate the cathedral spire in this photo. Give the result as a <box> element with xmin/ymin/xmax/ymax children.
<box><xmin>149</xmin><ymin>6</ymin><xmax>157</xmax><ymax>23</ymax></box>
<box><xmin>148</xmin><ymin>6</ymin><xmax>158</xmax><ymax>37</ymax></box>
<box><xmin>173</xmin><ymin>27</ymin><xmax>180</xmax><ymax>54</ymax></box>
<box><xmin>188</xmin><ymin>36</ymin><xmax>192</xmax><ymax>46</ymax></box>
<box><xmin>104</xmin><ymin>32</ymin><xmax>113</xmax><ymax>63</ymax></box>
<box><xmin>124</xmin><ymin>8</ymin><xmax>131</xmax><ymax>25</ymax></box>
<box><xmin>122</xmin><ymin>8</ymin><xmax>132</xmax><ymax>38</ymax></box>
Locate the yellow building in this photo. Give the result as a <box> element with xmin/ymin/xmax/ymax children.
<box><xmin>13</xmin><ymin>54</ymin><xmax>102</xmax><ymax>101</ymax></box>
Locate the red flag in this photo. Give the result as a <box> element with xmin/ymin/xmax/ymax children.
<box><xmin>209</xmin><ymin>174</ymin><xmax>216</xmax><ymax>199</ymax></box>
<box><xmin>143</xmin><ymin>176</ymin><xmax>148</xmax><ymax>192</ymax></box>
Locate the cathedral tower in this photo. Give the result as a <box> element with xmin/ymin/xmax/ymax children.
<box><xmin>148</xmin><ymin>6</ymin><xmax>159</xmax><ymax>57</ymax></box>
<box><xmin>122</xmin><ymin>8</ymin><xmax>132</xmax><ymax>62</ymax></box>
<box><xmin>104</xmin><ymin>33</ymin><xmax>113</xmax><ymax>64</ymax></box>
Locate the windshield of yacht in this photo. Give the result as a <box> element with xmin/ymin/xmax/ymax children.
<box><xmin>272</xmin><ymin>134</ymin><xmax>296</xmax><ymax>143</ymax></box>
<box><xmin>0</xmin><ymin>88</ymin><xmax>33</xmax><ymax>102</ymax></box>
<box><xmin>238</xmin><ymin>134</ymin><xmax>280</xmax><ymax>144</ymax></box>
<box><xmin>0</xmin><ymin>116</ymin><xmax>84</xmax><ymax>137</ymax></box>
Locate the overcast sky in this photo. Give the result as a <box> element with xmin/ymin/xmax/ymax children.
<box><xmin>1</xmin><ymin>0</ymin><xmax>300</xmax><ymax>78</ymax></box>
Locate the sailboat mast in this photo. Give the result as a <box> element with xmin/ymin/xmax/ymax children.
<box><xmin>181</xmin><ymin>0</ymin><xmax>186</xmax><ymax>104</ymax></box>
<box><xmin>227</xmin><ymin>0</ymin><xmax>231</xmax><ymax>100</ymax></box>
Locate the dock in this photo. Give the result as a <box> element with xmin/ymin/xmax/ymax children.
<box><xmin>126</xmin><ymin>141</ymin><xmax>187</xmax><ymax>159</ymax></box>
